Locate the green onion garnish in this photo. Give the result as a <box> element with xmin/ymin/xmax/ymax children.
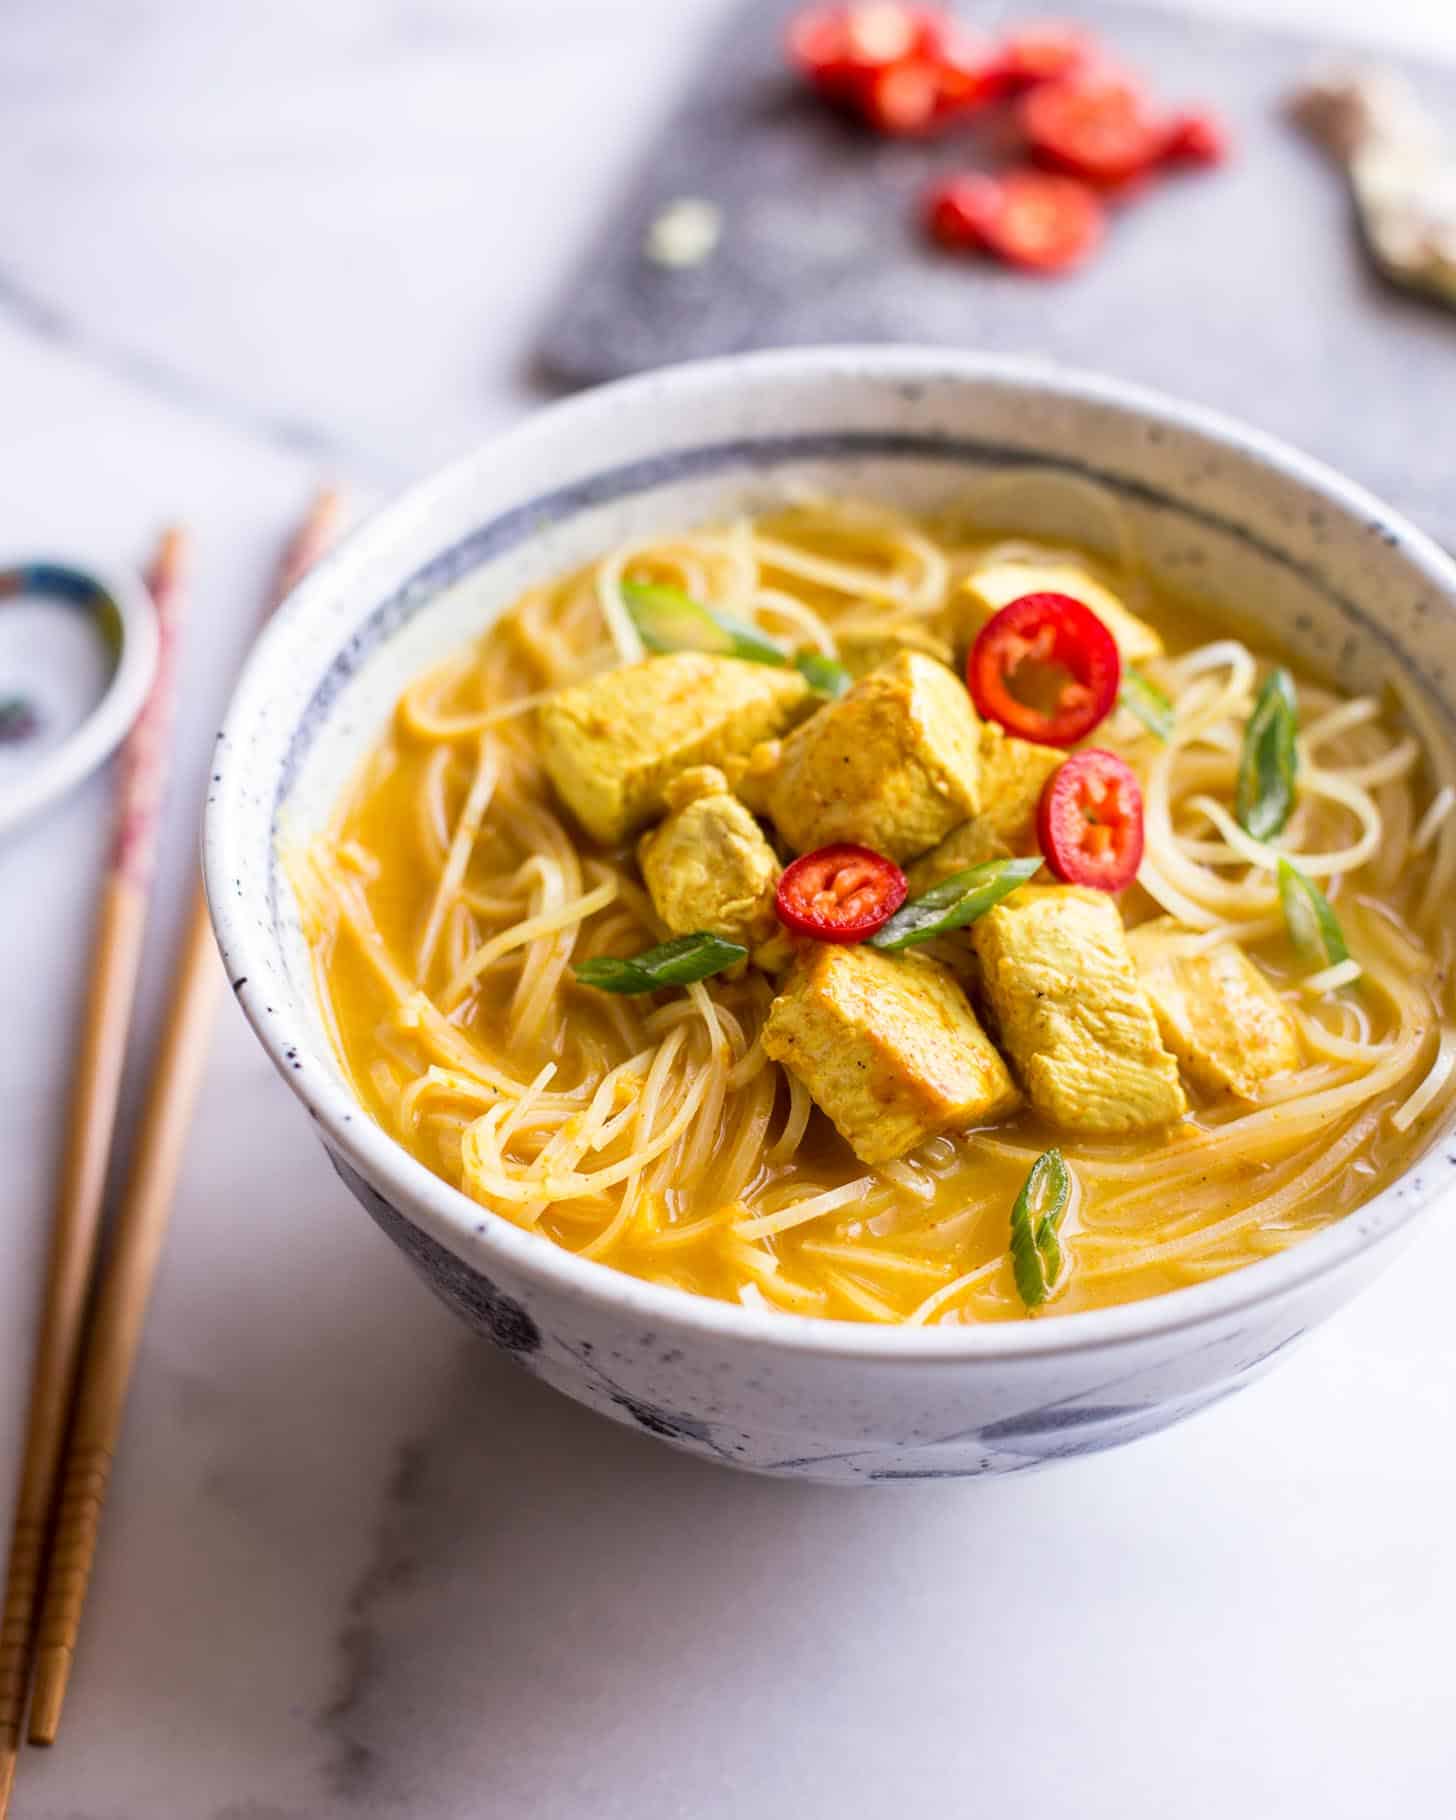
<box><xmin>1277</xmin><ymin>858</ymin><xmax>1349</xmax><ymax>972</ymax></box>
<box><xmin>701</xmin><ymin>610</ymin><xmax>791</xmax><ymax>668</ymax></box>
<box><xmin>869</xmin><ymin>855</ymin><xmax>1041</xmax><ymax>953</ymax></box>
<box><xmin>1119</xmin><ymin>669</ymin><xmax>1175</xmax><ymax>741</ymax></box>
<box><xmin>621</xmin><ymin>580</ymin><xmax>849</xmax><ymax>696</ymax></box>
<box><xmin>622</xmin><ymin>579</ymin><xmax>782</xmax><ymax>664</ymax></box>
<box><xmin>793</xmin><ymin>651</ymin><xmax>853</xmax><ymax>699</ymax></box>
<box><xmin>573</xmin><ymin>931</ymin><xmax>747</xmax><ymax>995</ymax></box>
<box><xmin>1236</xmin><ymin>667</ymin><xmax>1299</xmax><ymax>841</ymax></box>
<box><xmin>1009</xmin><ymin>1148</ymin><xmax>1072</xmax><ymax>1310</ymax></box>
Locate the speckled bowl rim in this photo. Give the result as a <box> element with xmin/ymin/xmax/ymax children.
<box><xmin>206</xmin><ymin>346</ymin><xmax>1456</xmax><ymax>1364</ymax></box>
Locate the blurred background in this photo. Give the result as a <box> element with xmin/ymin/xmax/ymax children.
<box><xmin>3</xmin><ymin>3</ymin><xmax>1455</xmax><ymax>1817</ymax></box>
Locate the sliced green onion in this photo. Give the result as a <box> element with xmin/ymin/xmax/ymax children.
<box><xmin>1236</xmin><ymin>667</ymin><xmax>1299</xmax><ymax>841</ymax></box>
<box><xmin>621</xmin><ymin>579</ymin><xmax>785</xmax><ymax>666</ymax></box>
<box><xmin>793</xmin><ymin>651</ymin><xmax>852</xmax><ymax>698</ymax></box>
<box><xmin>708</xmin><ymin>610</ymin><xmax>793</xmax><ymax>667</ymax></box>
<box><xmin>622</xmin><ymin>579</ymin><xmax>849</xmax><ymax>695</ymax></box>
<box><xmin>1277</xmin><ymin>858</ymin><xmax>1349</xmax><ymax>972</ymax></box>
<box><xmin>869</xmin><ymin>856</ymin><xmax>1041</xmax><ymax>953</ymax></box>
<box><xmin>573</xmin><ymin>931</ymin><xmax>747</xmax><ymax>995</ymax></box>
<box><xmin>1009</xmin><ymin>1148</ymin><xmax>1072</xmax><ymax>1310</ymax></box>
<box><xmin>1119</xmin><ymin>669</ymin><xmax>1175</xmax><ymax>741</ymax></box>
<box><xmin>621</xmin><ymin>579</ymin><xmax>740</xmax><ymax>657</ymax></box>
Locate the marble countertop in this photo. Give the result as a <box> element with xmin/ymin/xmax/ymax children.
<box><xmin>4</xmin><ymin>3</ymin><xmax>1455</xmax><ymax>1815</ymax></box>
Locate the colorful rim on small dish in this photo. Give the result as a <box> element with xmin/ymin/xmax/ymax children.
<box><xmin>0</xmin><ymin>556</ymin><xmax>159</xmax><ymax>838</ymax></box>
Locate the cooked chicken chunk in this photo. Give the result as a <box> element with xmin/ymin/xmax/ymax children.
<box><xmin>836</xmin><ymin>624</ymin><xmax>955</xmax><ymax>681</ymax></box>
<box><xmin>972</xmin><ymin>886</ymin><xmax>1187</xmax><ymax>1133</ymax></box>
<box><xmin>1128</xmin><ymin>918</ymin><xmax>1302</xmax><ymax>1100</ymax></box>
<box><xmin>904</xmin><ymin>725</ymin><xmax>1060</xmax><ymax>893</ymax></box>
<box><xmin>724</xmin><ymin>737</ymin><xmax>782</xmax><ymax>818</ymax></box>
<box><xmin>977</xmin><ymin>724</ymin><xmax>1065</xmax><ymax>848</ymax></box>
<box><xmin>763</xmin><ymin>651</ymin><xmax>983</xmax><ymax>862</ymax></box>
<box><xmin>538</xmin><ymin>653</ymin><xmax>809</xmax><ymax>844</ymax></box>
<box><xmin>947</xmin><ymin>556</ymin><xmax>1163</xmax><ymax>663</ymax></box>
<box><xmin>638</xmin><ymin>766</ymin><xmax>780</xmax><ymax>948</ymax></box>
<box><xmin>763</xmin><ymin>944</ymin><xmax>1019</xmax><ymax>1165</ymax></box>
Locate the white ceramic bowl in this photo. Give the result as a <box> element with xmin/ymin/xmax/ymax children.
<box><xmin>205</xmin><ymin>349</ymin><xmax>1456</xmax><ymax>1483</ymax></box>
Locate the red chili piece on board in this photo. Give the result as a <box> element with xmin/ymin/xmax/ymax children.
<box><xmin>967</xmin><ymin>592</ymin><xmax>1121</xmax><ymax>746</ymax></box>
<box><xmin>788</xmin><ymin>5</ymin><xmax>997</xmax><ymax>132</ymax></box>
<box><xmin>787</xmin><ymin>7</ymin><xmax>851</xmax><ymax>94</ymax></box>
<box><xmin>776</xmin><ymin>844</ymin><xmax>909</xmax><ymax>942</ymax></box>
<box><xmin>862</xmin><ymin>57</ymin><xmax>944</xmax><ymax>134</ymax></box>
<box><xmin>991</xmin><ymin>21</ymin><xmax>1096</xmax><ymax>94</ymax></box>
<box><xmin>1020</xmin><ymin>74</ymin><xmax>1169</xmax><ymax>186</ymax></box>
<box><xmin>974</xmin><ymin>170</ymin><xmax>1105</xmax><ymax>270</ymax></box>
<box><xmin>1162</xmin><ymin>109</ymin><xmax>1230</xmax><ymax>166</ymax></box>
<box><xmin>842</xmin><ymin>0</ymin><xmax>924</xmax><ymax>65</ymax></box>
<box><xmin>923</xmin><ymin>173</ymin><xmax>1002</xmax><ymax>250</ymax></box>
<box><xmin>922</xmin><ymin>17</ymin><xmax>999</xmax><ymax>117</ymax></box>
<box><xmin>788</xmin><ymin>4</ymin><xmax>924</xmax><ymax>97</ymax></box>
<box><xmin>1037</xmin><ymin>749</ymin><xmax>1145</xmax><ymax>891</ymax></box>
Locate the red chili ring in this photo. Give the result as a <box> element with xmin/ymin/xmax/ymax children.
<box><xmin>1162</xmin><ymin>109</ymin><xmax>1229</xmax><ymax>168</ymax></box>
<box><xmin>789</xmin><ymin>5</ymin><xmax>998</xmax><ymax>133</ymax></box>
<box><xmin>787</xmin><ymin>4</ymin><xmax>926</xmax><ymax>97</ymax></box>
<box><xmin>861</xmin><ymin>57</ymin><xmax>943</xmax><ymax>135</ymax></box>
<box><xmin>1020</xmin><ymin>74</ymin><xmax>1169</xmax><ymax>187</ymax></box>
<box><xmin>991</xmin><ymin>22</ymin><xmax>1096</xmax><ymax>95</ymax></box>
<box><xmin>967</xmin><ymin>591</ymin><xmax>1121</xmax><ymax>746</ymax></box>
<box><xmin>923</xmin><ymin>173</ymin><xmax>1002</xmax><ymax>250</ymax></box>
<box><xmin>775</xmin><ymin>843</ymin><xmax>908</xmax><ymax>942</ymax></box>
<box><xmin>974</xmin><ymin>170</ymin><xmax>1105</xmax><ymax>272</ymax></box>
<box><xmin>1037</xmin><ymin>748</ymin><xmax>1145</xmax><ymax>892</ymax></box>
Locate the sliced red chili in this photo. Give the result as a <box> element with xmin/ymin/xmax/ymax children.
<box><xmin>842</xmin><ymin>1</ymin><xmax>923</xmax><ymax>66</ymax></box>
<box><xmin>968</xmin><ymin>591</ymin><xmax>1121</xmax><ymax>746</ymax></box>
<box><xmin>1037</xmin><ymin>749</ymin><xmax>1144</xmax><ymax>891</ymax></box>
<box><xmin>922</xmin><ymin>173</ymin><xmax>1001</xmax><ymax>250</ymax></box>
<box><xmin>922</xmin><ymin>18</ymin><xmax>998</xmax><ymax>117</ymax></box>
<box><xmin>1020</xmin><ymin>74</ymin><xmax>1168</xmax><ymax>186</ymax></box>
<box><xmin>787</xmin><ymin>8</ymin><xmax>849</xmax><ymax>93</ymax></box>
<box><xmin>787</xmin><ymin>4</ymin><xmax>927</xmax><ymax>97</ymax></box>
<box><xmin>861</xmin><ymin>57</ymin><xmax>943</xmax><ymax>135</ymax></box>
<box><xmin>776</xmin><ymin>843</ymin><xmax>908</xmax><ymax>942</ymax></box>
<box><xmin>1162</xmin><ymin>109</ymin><xmax>1230</xmax><ymax>167</ymax></box>
<box><xmin>790</xmin><ymin>6</ymin><xmax>996</xmax><ymax>131</ymax></box>
<box><xmin>992</xmin><ymin>22</ymin><xmax>1096</xmax><ymax>94</ymax></box>
<box><xmin>974</xmin><ymin>171</ymin><xmax>1105</xmax><ymax>271</ymax></box>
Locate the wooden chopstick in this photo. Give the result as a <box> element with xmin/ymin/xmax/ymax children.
<box><xmin>0</xmin><ymin>529</ymin><xmax>190</xmax><ymax>1818</ymax></box>
<box><xmin>22</xmin><ymin>488</ymin><xmax>344</xmax><ymax>1758</ymax></box>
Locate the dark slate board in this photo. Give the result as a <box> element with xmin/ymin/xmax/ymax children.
<box><xmin>537</xmin><ymin>0</ymin><xmax>1456</xmax><ymax>547</ymax></box>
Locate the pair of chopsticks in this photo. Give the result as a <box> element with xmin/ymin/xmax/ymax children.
<box><xmin>0</xmin><ymin>490</ymin><xmax>345</xmax><ymax>1817</ymax></box>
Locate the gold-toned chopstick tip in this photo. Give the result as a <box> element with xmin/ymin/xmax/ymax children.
<box><xmin>25</xmin><ymin>1651</ymin><xmax>67</xmax><ymax>1747</ymax></box>
<box><xmin>274</xmin><ymin>484</ymin><xmax>345</xmax><ymax>604</ymax></box>
<box><xmin>144</xmin><ymin>523</ymin><xmax>190</xmax><ymax>599</ymax></box>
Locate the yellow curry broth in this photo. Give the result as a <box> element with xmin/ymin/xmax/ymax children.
<box><xmin>299</xmin><ymin>526</ymin><xmax>1451</xmax><ymax>1325</ymax></box>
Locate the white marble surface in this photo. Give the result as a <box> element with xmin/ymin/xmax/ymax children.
<box><xmin>4</xmin><ymin>2</ymin><xmax>1456</xmax><ymax>1815</ymax></box>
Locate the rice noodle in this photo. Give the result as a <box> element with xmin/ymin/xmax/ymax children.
<box><xmin>1413</xmin><ymin>784</ymin><xmax>1455</xmax><ymax>854</ymax></box>
<box><xmin>1392</xmin><ymin>1030</ymin><xmax>1456</xmax><ymax>1132</ymax></box>
<box><xmin>1302</xmin><ymin>958</ymin><xmax>1363</xmax><ymax>995</ymax></box>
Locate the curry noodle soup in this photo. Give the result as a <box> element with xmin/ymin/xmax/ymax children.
<box><xmin>291</xmin><ymin>490</ymin><xmax>1456</xmax><ymax>1326</ymax></box>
